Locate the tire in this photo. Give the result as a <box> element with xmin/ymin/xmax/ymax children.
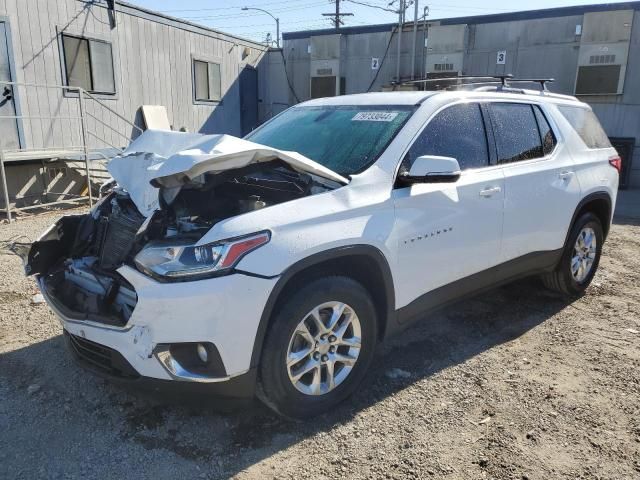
<box><xmin>257</xmin><ymin>276</ymin><xmax>377</xmax><ymax>419</ymax></box>
<box><xmin>542</xmin><ymin>212</ymin><xmax>603</xmax><ymax>296</ymax></box>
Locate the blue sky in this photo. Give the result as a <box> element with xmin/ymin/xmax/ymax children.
<box><xmin>127</xmin><ymin>0</ymin><xmax>631</xmax><ymax>43</ymax></box>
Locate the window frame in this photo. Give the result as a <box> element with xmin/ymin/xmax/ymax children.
<box><xmin>191</xmin><ymin>55</ymin><xmax>223</xmax><ymax>105</ymax></box>
<box><xmin>486</xmin><ymin>100</ymin><xmax>561</xmax><ymax>166</ymax></box>
<box><xmin>395</xmin><ymin>100</ymin><xmax>497</xmax><ymax>184</ymax></box>
<box><xmin>532</xmin><ymin>104</ymin><xmax>558</xmax><ymax>157</ymax></box>
<box><xmin>59</xmin><ymin>32</ymin><xmax>116</xmax><ymax>96</ymax></box>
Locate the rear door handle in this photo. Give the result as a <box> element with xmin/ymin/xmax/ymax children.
<box><xmin>479</xmin><ymin>186</ymin><xmax>501</xmax><ymax>197</ymax></box>
<box><xmin>558</xmin><ymin>170</ymin><xmax>574</xmax><ymax>180</ymax></box>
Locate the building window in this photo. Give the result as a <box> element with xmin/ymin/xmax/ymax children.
<box><xmin>193</xmin><ymin>59</ymin><xmax>221</xmax><ymax>102</ymax></box>
<box><xmin>61</xmin><ymin>33</ymin><xmax>115</xmax><ymax>94</ymax></box>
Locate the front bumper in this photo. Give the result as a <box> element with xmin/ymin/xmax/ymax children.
<box><xmin>64</xmin><ymin>331</ymin><xmax>258</xmax><ymax>400</ymax></box>
<box><xmin>40</xmin><ymin>265</ymin><xmax>278</xmax><ymax>389</ymax></box>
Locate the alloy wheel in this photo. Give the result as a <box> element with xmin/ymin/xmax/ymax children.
<box><xmin>286</xmin><ymin>301</ymin><xmax>362</xmax><ymax>396</ymax></box>
<box><xmin>571</xmin><ymin>226</ymin><xmax>597</xmax><ymax>283</ymax></box>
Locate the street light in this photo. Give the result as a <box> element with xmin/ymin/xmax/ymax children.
<box><xmin>241</xmin><ymin>7</ymin><xmax>280</xmax><ymax>48</ymax></box>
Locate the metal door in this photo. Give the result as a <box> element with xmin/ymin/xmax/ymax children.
<box><xmin>609</xmin><ymin>137</ymin><xmax>635</xmax><ymax>190</ymax></box>
<box><xmin>240</xmin><ymin>66</ymin><xmax>259</xmax><ymax>136</ymax></box>
<box><xmin>0</xmin><ymin>21</ymin><xmax>19</xmax><ymax>150</ymax></box>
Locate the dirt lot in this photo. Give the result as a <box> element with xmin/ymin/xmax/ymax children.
<box><xmin>1</xmin><ymin>209</ymin><xmax>639</xmax><ymax>480</ymax></box>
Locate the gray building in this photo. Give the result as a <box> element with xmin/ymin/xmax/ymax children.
<box><xmin>282</xmin><ymin>2</ymin><xmax>640</xmax><ymax>188</ymax></box>
<box><xmin>0</xmin><ymin>0</ymin><xmax>295</xmax><ymax>216</ymax></box>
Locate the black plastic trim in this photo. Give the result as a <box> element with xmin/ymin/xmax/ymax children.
<box><xmin>390</xmin><ymin>249</ymin><xmax>563</xmax><ymax>335</ymax></box>
<box><xmin>565</xmin><ymin>191</ymin><xmax>612</xmax><ymax>243</ymax></box>
<box><xmin>65</xmin><ymin>330</ymin><xmax>257</xmax><ymax>399</ymax></box>
<box><xmin>248</xmin><ymin>244</ymin><xmax>396</xmax><ymax>368</ymax></box>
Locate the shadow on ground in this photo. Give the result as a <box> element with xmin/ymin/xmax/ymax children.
<box><xmin>0</xmin><ymin>277</ymin><xmax>576</xmax><ymax>478</ymax></box>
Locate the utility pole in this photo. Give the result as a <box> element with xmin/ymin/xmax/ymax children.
<box><xmin>411</xmin><ymin>0</ymin><xmax>419</xmax><ymax>80</ymax></box>
<box><xmin>322</xmin><ymin>0</ymin><xmax>353</xmax><ymax>30</ymax></box>
<box><xmin>395</xmin><ymin>0</ymin><xmax>405</xmax><ymax>83</ymax></box>
<box><xmin>421</xmin><ymin>6</ymin><xmax>429</xmax><ymax>80</ymax></box>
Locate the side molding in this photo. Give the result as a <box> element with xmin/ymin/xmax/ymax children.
<box><xmin>391</xmin><ymin>249</ymin><xmax>563</xmax><ymax>334</ymax></box>
<box><xmin>249</xmin><ymin>245</ymin><xmax>396</xmax><ymax>368</ymax></box>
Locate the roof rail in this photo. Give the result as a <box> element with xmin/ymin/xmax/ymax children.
<box><xmin>403</xmin><ymin>74</ymin><xmax>554</xmax><ymax>93</ymax></box>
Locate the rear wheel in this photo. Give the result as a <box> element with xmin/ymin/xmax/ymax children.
<box><xmin>257</xmin><ymin>276</ymin><xmax>377</xmax><ymax>419</ymax></box>
<box><xmin>542</xmin><ymin>212</ymin><xmax>603</xmax><ymax>296</ymax></box>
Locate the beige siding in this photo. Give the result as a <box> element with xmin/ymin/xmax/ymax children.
<box><xmin>0</xmin><ymin>0</ymin><xmax>268</xmax><ymax>151</ymax></box>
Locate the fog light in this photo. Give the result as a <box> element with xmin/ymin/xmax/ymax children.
<box><xmin>196</xmin><ymin>343</ymin><xmax>208</xmax><ymax>363</ymax></box>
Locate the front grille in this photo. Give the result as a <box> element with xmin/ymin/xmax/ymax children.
<box><xmin>65</xmin><ymin>331</ymin><xmax>139</xmax><ymax>379</ymax></box>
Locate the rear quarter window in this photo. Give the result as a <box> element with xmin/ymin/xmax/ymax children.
<box><xmin>557</xmin><ymin>106</ymin><xmax>611</xmax><ymax>149</ymax></box>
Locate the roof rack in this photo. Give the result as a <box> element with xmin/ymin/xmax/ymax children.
<box><xmin>402</xmin><ymin>74</ymin><xmax>554</xmax><ymax>92</ymax></box>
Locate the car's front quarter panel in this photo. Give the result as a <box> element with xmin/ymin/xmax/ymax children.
<box><xmin>200</xmin><ymin>173</ymin><xmax>399</xmax><ymax>281</ymax></box>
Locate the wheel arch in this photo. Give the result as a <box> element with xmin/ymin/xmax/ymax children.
<box><xmin>566</xmin><ymin>192</ymin><xmax>613</xmax><ymax>246</ymax></box>
<box><xmin>249</xmin><ymin>245</ymin><xmax>396</xmax><ymax>368</ymax></box>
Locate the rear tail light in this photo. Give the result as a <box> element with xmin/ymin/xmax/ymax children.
<box><xmin>609</xmin><ymin>155</ymin><xmax>622</xmax><ymax>173</ymax></box>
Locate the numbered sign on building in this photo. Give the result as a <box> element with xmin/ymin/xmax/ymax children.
<box><xmin>371</xmin><ymin>57</ymin><xmax>380</xmax><ymax>70</ymax></box>
<box><xmin>496</xmin><ymin>50</ymin><xmax>506</xmax><ymax>65</ymax></box>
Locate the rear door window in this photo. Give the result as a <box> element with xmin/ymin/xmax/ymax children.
<box><xmin>557</xmin><ymin>106</ymin><xmax>611</xmax><ymax>149</ymax></box>
<box><xmin>404</xmin><ymin>103</ymin><xmax>489</xmax><ymax>170</ymax></box>
<box><xmin>489</xmin><ymin>103</ymin><xmax>544</xmax><ymax>163</ymax></box>
<box><xmin>533</xmin><ymin>106</ymin><xmax>557</xmax><ymax>156</ymax></box>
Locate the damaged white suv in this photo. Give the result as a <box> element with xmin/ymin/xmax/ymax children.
<box><xmin>25</xmin><ymin>89</ymin><xmax>619</xmax><ymax>418</ymax></box>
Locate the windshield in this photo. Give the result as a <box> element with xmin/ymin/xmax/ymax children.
<box><xmin>245</xmin><ymin>105</ymin><xmax>414</xmax><ymax>176</ymax></box>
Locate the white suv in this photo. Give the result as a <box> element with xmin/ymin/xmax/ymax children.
<box><xmin>25</xmin><ymin>87</ymin><xmax>620</xmax><ymax>418</ymax></box>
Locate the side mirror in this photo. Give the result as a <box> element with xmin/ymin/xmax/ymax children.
<box><xmin>398</xmin><ymin>155</ymin><xmax>461</xmax><ymax>185</ymax></box>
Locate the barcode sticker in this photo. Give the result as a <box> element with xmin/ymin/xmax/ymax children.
<box><xmin>352</xmin><ymin>112</ymin><xmax>399</xmax><ymax>122</ymax></box>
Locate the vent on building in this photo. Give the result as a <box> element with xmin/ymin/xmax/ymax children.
<box><xmin>589</xmin><ymin>54</ymin><xmax>616</xmax><ymax>64</ymax></box>
<box><xmin>434</xmin><ymin>63</ymin><xmax>454</xmax><ymax>71</ymax></box>
<box><xmin>575</xmin><ymin>64</ymin><xmax>621</xmax><ymax>95</ymax></box>
<box><xmin>316</xmin><ymin>67</ymin><xmax>333</xmax><ymax>76</ymax></box>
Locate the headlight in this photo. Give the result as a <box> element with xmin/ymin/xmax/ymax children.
<box><xmin>134</xmin><ymin>231</ymin><xmax>270</xmax><ymax>281</ymax></box>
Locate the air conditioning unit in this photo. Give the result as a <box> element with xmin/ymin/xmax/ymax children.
<box><xmin>424</xmin><ymin>25</ymin><xmax>466</xmax><ymax>77</ymax></box>
<box><xmin>574</xmin><ymin>10</ymin><xmax>633</xmax><ymax>95</ymax></box>
<box><xmin>309</xmin><ymin>34</ymin><xmax>343</xmax><ymax>99</ymax></box>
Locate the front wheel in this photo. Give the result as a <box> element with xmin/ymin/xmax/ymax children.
<box><xmin>257</xmin><ymin>276</ymin><xmax>377</xmax><ymax>419</ymax></box>
<box><xmin>542</xmin><ymin>212</ymin><xmax>603</xmax><ymax>296</ymax></box>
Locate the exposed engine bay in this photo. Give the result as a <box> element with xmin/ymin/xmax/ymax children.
<box><xmin>27</xmin><ymin>161</ymin><xmax>336</xmax><ymax>326</ymax></box>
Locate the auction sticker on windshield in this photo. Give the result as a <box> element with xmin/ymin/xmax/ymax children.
<box><xmin>352</xmin><ymin>112</ymin><xmax>399</xmax><ymax>122</ymax></box>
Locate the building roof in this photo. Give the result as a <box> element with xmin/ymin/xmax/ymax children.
<box><xmin>283</xmin><ymin>1</ymin><xmax>640</xmax><ymax>40</ymax></box>
<box><xmin>112</xmin><ymin>1</ymin><xmax>268</xmax><ymax>49</ymax></box>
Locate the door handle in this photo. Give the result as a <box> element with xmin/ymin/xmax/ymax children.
<box><xmin>558</xmin><ymin>170</ymin><xmax>574</xmax><ymax>180</ymax></box>
<box><xmin>479</xmin><ymin>186</ymin><xmax>501</xmax><ymax>197</ymax></box>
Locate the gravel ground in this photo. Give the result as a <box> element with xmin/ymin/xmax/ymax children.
<box><xmin>1</xmin><ymin>209</ymin><xmax>639</xmax><ymax>480</ymax></box>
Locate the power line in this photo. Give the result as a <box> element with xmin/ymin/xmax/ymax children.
<box><xmin>180</xmin><ymin>2</ymin><xmax>328</xmax><ymax>21</ymax></box>
<box><xmin>344</xmin><ymin>0</ymin><xmax>397</xmax><ymax>14</ymax></box>
<box><xmin>367</xmin><ymin>26</ymin><xmax>395</xmax><ymax>91</ymax></box>
<box><xmin>157</xmin><ymin>0</ymin><xmax>319</xmax><ymax>13</ymax></box>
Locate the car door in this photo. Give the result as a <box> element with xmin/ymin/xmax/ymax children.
<box><xmin>487</xmin><ymin>102</ymin><xmax>581</xmax><ymax>262</ymax></box>
<box><xmin>392</xmin><ymin>102</ymin><xmax>505</xmax><ymax>311</ymax></box>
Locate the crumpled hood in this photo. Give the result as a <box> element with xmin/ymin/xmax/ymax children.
<box><xmin>107</xmin><ymin>130</ymin><xmax>348</xmax><ymax>216</ymax></box>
